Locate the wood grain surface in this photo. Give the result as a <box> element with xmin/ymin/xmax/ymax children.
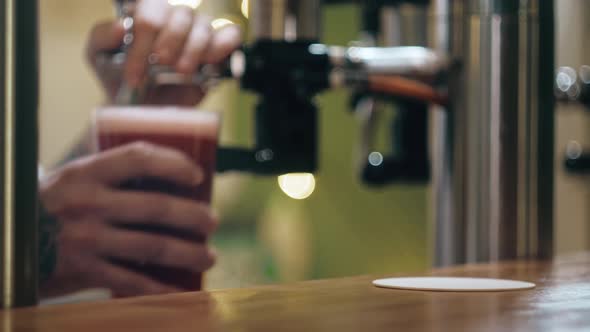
<box><xmin>2</xmin><ymin>252</ymin><xmax>589</xmax><ymax>331</ymax></box>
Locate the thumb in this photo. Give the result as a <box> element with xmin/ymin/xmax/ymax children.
<box><xmin>86</xmin><ymin>20</ymin><xmax>126</xmax><ymax>65</ymax></box>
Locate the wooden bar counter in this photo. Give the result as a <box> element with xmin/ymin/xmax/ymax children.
<box><xmin>2</xmin><ymin>253</ymin><xmax>589</xmax><ymax>331</ymax></box>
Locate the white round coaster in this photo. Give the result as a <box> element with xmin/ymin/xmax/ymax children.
<box><xmin>373</xmin><ymin>277</ymin><xmax>536</xmax><ymax>292</ymax></box>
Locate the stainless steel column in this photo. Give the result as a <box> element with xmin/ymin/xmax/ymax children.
<box><xmin>430</xmin><ymin>0</ymin><xmax>465</xmax><ymax>266</ymax></box>
<box><xmin>249</xmin><ymin>0</ymin><xmax>321</xmax><ymax>41</ymax></box>
<box><xmin>0</xmin><ymin>0</ymin><xmax>39</xmax><ymax>307</ymax></box>
<box><xmin>431</xmin><ymin>0</ymin><xmax>554</xmax><ymax>266</ymax></box>
<box><xmin>381</xmin><ymin>3</ymin><xmax>428</xmax><ymax>46</ymax></box>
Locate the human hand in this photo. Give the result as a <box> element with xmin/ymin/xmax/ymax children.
<box><xmin>87</xmin><ymin>0</ymin><xmax>242</xmax><ymax>105</ymax></box>
<box><xmin>39</xmin><ymin>142</ymin><xmax>218</xmax><ymax>297</ymax></box>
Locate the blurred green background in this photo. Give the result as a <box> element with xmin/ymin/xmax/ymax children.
<box><xmin>205</xmin><ymin>3</ymin><xmax>429</xmax><ymax>289</ymax></box>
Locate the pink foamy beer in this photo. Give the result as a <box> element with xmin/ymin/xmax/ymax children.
<box><xmin>94</xmin><ymin>107</ymin><xmax>220</xmax><ymax>291</ymax></box>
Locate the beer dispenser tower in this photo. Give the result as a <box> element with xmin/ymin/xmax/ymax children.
<box><xmin>320</xmin><ymin>0</ymin><xmax>555</xmax><ymax>266</ymax></box>
<box><xmin>430</xmin><ymin>0</ymin><xmax>555</xmax><ymax>265</ymax></box>
<box><xmin>227</xmin><ymin>0</ymin><xmax>556</xmax><ymax>266</ymax></box>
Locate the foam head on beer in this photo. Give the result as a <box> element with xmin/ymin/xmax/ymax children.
<box><xmin>95</xmin><ymin>106</ymin><xmax>219</xmax><ymax>141</ymax></box>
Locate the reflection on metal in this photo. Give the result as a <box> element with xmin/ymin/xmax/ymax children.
<box><xmin>1</xmin><ymin>0</ymin><xmax>16</xmax><ymax>309</ymax></box>
<box><xmin>211</xmin><ymin>18</ymin><xmax>235</xmax><ymax>30</ymax></box>
<box><xmin>368</xmin><ymin>152</ymin><xmax>384</xmax><ymax>167</ymax></box>
<box><xmin>431</xmin><ymin>0</ymin><xmax>554</xmax><ymax>266</ymax></box>
<box><xmin>167</xmin><ymin>0</ymin><xmax>201</xmax><ymax>10</ymax></box>
<box><xmin>335</xmin><ymin>46</ymin><xmax>448</xmax><ymax>78</ymax></box>
<box><xmin>0</xmin><ymin>0</ymin><xmax>39</xmax><ymax>307</ymax></box>
<box><xmin>241</xmin><ymin>0</ymin><xmax>249</xmax><ymax>19</ymax></box>
<box><xmin>555</xmin><ymin>66</ymin><xmax>590</xmax><ymax>105</ymax></box>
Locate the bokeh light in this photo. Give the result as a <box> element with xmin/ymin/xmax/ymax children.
<box><xmin>278</xmin><ymin>173</ymin><xmax>316</xmax><ymax>200</ymax></box>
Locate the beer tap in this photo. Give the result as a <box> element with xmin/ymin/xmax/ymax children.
<box><xmin>100</xmin><ymin>0</ymin><xmax>448</xmax><ymax>176</ymax></box>
<box><xmin>217</xmin><ymin>0</ymin><xmax>447</xmax><ymax>175</ymax></box>
<box><xmin>333</xmin><ymin>0</ymin><xmax>556</xmax><ymax>266</ymax></box>
<box><xmin>350</xmin><ymin>0</ymin><xmax>435</xmax><ymax>186</ymax></box>
<box><xmin>106</xmin><ymin>0</ymin><xmax>237</xmax><ymax>105</ymax></box>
